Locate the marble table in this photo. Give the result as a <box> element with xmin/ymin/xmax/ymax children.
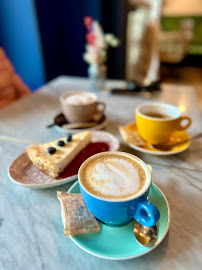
<box><xmin>0</xmin><ymin>76</ymin><xmax>202</xmax><ymax>270</ymax></box>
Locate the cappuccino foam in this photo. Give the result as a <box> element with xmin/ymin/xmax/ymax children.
<box><xmin>65</xmin><ymin>93</ymin><xmax>96</xmax><ymax>105</ymax></box>
<box><xmin>80</xmin><ymin>154</ymin><xmax>146</xmax><ymax>200</ymax></box>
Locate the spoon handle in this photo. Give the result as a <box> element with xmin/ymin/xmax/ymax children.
<box><xmin>152</xmin><ymin>132</ymin><xmax>202</xmax><ymax>151</ymax></box>
<box><xmin>179</xmin><ymin>133</ymin><xmax>202</xmax><ymax>145</ymax></box>
<box><xmin>189</xmin><ymin>133</ymin><xmax>202</xmax><ymax>141</ymax></box>
<box><xmin>169</xmin><ymin>132</ymin><xmax>202</xmax><ymax>146</ymax></box>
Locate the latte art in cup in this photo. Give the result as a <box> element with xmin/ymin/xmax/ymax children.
<box><xmin>80</xmin><ymin>153</ymin><xmax>146</xmax><ymax>200</ymax></box>
<box><xmin>64</xmin><ymin>93</ymin><xmax>96</xmax><ymax>105</ymax></box>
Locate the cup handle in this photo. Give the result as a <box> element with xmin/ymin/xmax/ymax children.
<box><xmin>96</xmin><ymin>101</ymin><xmax>106</xmax><ymax>114</ymax></box>
<box><xmin>176</xmin><ymin>116</ymin><xmax>192</xmax><ymax>131</ymax></box>
<box><xmin>134</xmin><ymin>200</ymin><xmax>160</xmax><ymax>227</ymax></box>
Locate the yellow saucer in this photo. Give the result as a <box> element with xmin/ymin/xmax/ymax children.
<box><xmin>120</xmin><ymin>122</ymin><xmax>190</xmax><ymax>156</ymax></box>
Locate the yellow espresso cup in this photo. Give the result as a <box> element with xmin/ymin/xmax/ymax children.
<box><xmin>136</xmin><ymin>103</ymin><xmax>191</xmax><ymax>144</ymax></box>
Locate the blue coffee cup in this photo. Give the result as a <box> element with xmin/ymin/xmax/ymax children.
<box><xmin>78</xmin><ymin>152</ymin><xmax>160</xmax><ymax>226</ymax></box>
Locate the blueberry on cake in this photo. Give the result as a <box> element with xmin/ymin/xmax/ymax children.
<box><xmin>26</xmin><ymin>131</ymin><xmax>92</xmax><ymax>178</ymax></box>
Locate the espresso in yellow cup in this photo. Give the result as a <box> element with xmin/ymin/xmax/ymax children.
<box><xmin>136</xmin><ymin>103</ymin><xmax>191</xmax><ymax>144</ymax></box>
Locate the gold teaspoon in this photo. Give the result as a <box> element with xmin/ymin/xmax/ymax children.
<box><xmin>151</xmin><ymin>133</ymin><xmax>202</xmax><ymax>151</ymax></box>
<box><xmin>133</xmin><ymin>221</ymin><xmax>158</xmax><ymax>247</ymax></box>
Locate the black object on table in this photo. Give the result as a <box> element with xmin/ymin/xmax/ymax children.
<box><xmin>110</xmin><ymin>80</ymin><xmax>161</xmax><ymax>96</ymax></box>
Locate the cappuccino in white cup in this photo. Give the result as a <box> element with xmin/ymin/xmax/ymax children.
<box><xmin>60</xmin><ymin>91</ymin><xmax>105</xmax><ymax>123</ymax></box>
<box><xmin>79</xmin><ymin>152</ymin><xmax>147</xmax><ymax>200</ymax></box>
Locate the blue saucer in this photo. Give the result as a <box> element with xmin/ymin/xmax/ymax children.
<box><xmin>68</xmin><ymin>181</ymin><xmax>170</xmax><ymax>260</ymax></box>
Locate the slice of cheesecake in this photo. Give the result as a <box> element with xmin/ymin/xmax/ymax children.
<box><xmin>26</xmin><ymin>131</ymin><xmax>92</xmax><ymax>178</ymax></box>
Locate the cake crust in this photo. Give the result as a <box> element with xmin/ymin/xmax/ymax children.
<box><xmin>26</xmin><ymin>131</ymin><xmax>92</xmax><ymax>178</ymax></box>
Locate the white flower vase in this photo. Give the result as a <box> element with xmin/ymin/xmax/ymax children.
<box><xmin>88</xmin><ymin>64</ymin><xmax>107</xmax><ymax>93</ymax></box>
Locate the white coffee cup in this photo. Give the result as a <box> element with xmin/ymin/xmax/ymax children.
<box><xmin>60</xmin><ymin>91</ymin><xmax>106</xmax><ymax>123</ymax></box>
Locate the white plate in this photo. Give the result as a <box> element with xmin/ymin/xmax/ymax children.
<box><xmin>8</xmin><ymin>131</ymin><xmax>119</xmax><ymax>189</ymax></box>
